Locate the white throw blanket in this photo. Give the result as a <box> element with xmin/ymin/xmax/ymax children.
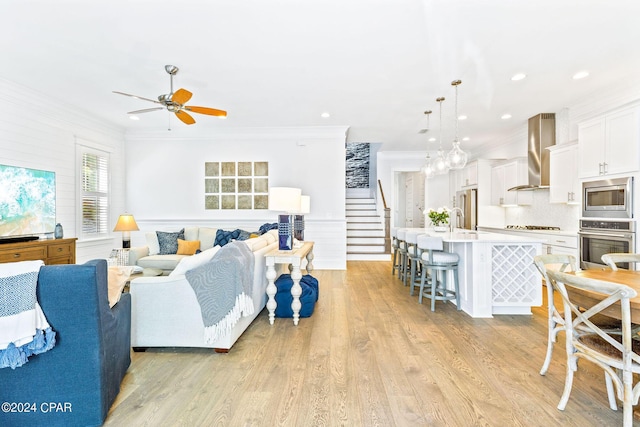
<box><xmin>0</xmin><ymin>260</ymin><xmax>56</xmax><ymax>369</ymax></box>
<box><xmin>185</xmin><ymin>241</ymin><xmax>255</xmax><ymax>344</ymax></box>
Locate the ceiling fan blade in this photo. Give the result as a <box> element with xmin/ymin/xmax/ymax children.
<box><xmin>171</xmin><ymin>88</ymin><xmax>192</xmax><ymax>105</ymax></box>
<box><xmin>175</xmin><ymin>110</ymin><xmax>196</xmax><ymax>125</ymax></box>
<box><xmin>127</xmin><ymin>107</ymin><xmax>164</xmax><ymax>114</ymax></box>
<box><xmin>112</xmin><ymin>90</ymin><xmax>162</xmax><ymax>104</ymax></box>
<box><xmin>185</xmin><ymin>106</ymin><xmax>227</xmax><ymax>117</ymax></box>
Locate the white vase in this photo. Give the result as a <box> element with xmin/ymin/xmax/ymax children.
<box><xmin>433</xmin><ymin>225</ymin><xmax>448</xmax><ymax>232</ymax></box>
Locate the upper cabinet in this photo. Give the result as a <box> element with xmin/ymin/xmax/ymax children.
<box><xmin>491</xmin><ymin>158</ymin><xmax>532</xmax><ymax>206</ymax></box>
<box><xmin>578</xmin><ymin>106</ymin><xmax>640</xmax><ymax>179</ymax></box>
<box><xmin>548</xmin><ymin>143</ymin><xmax>579</xmax><ymax>204</ymax></box>
<box><xmin>461</xmin><ymin>161</ymin><xmax>478</xmax><ymax>188</ymax></box>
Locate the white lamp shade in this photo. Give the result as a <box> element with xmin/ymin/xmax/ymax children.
<box><xmin>268</xmin><ymin>187</ymin><xmax>302</xmax><ymax>212</ymax></box>
<box><xmin>113</xmin><ymin>214</ymin><xmax>139</xmax><ymax>232</ymax></box>
<box><xmin>299</xmin><ymin>195</ymin><xmax>311</xmax><ymax>214</ymax></box>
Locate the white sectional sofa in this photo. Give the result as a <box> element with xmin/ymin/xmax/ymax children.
<box><xmin>129</xmin><ymin>229</ymin><xmax>283</xmax><ymax>352</ymax></box>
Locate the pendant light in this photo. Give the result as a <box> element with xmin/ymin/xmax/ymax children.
<box><xmin>446</xmin><ymin>79</ymin><xmax>468</xmax><ymax>169</ymax></box>
<box><xmin>420</xmin><ymin>110</ymin><xmax>435</xmax><ymax>178</ymax></box>
<box><xmin>433</xmin><ymin>96</ymin><xmax>448</xmax><ymax>175</ymax></box>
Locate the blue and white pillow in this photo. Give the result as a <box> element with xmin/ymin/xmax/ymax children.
<box><xmin>157</xmin><ymin>229</ymin><xmax>185</xmax><ymax>255</ymax></box>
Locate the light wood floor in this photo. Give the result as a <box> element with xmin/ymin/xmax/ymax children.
<box><xmin>104</xmin><ymin>261</ymin><xmax>630</xmax><ymax>426</ymax></box>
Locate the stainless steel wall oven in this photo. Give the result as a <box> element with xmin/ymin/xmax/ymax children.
<box><xmin>579</xmin><ymin>219</ymin><xmax>635</xmax><ymax>270</ymax></box>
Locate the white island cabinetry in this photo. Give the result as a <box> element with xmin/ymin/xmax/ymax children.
<box><xmin>413</xmin><ymin>229</ymin><xmax>543</xmax><ymax>318</ymax></box>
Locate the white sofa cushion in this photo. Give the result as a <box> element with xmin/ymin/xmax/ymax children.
<box><xmin>244</xmin><ymin>236</ymin><xmax>268</xmax><ymax>252</ymax></box>
<box><xmin>170</xmin><ymin>246</ymin><xmax>221</xmax><ymax>276</ymax></box>
<box><xmin>198</xmin><ymin>227</ymin><xmax>218</xmax><ymax>250</ymax></box>
<box><xmin>146</xmin><ymin>232</ymin><xmax>160</xmax><ymax>256</ymax></box>
<box><xmin>184</xmin><ymin>226</ymin><xmax>199</xmax><ymax>242</ymax></box>
<box><xmin>138</xmin><ymin>254</ymin><xmax>186</xmax><ymax>271</ymax></box>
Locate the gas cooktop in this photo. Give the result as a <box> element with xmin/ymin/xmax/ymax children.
<box><xmin>505</xmin><ymin>225</ymin><xmax>561</xmax><ymax>231</ymax></box>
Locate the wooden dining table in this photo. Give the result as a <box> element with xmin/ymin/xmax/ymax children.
<box><xmin>569</xmin><ymin>269</ymin><xmax>640</xmax><ymax>323</ymax></box>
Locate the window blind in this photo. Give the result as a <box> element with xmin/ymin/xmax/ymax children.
<box><xmin>81</xmin><ymin>151</ymin><xmax>109</xmax><ymax>237</ymax></box>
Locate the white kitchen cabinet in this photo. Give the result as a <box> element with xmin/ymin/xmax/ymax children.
<box><xmin>578</xmin><ymin>106</ymin><xmax>640</xmax><ymax>178</ymax></box>
<box><xmin>548</xmin><ymin>143</ymin><xmax>579</xmax><ymax>204</ymax></box>
<box><xmin>491</xmin><ymin>158</ymin><xmax>532</xmax><ymax>206</ymax></box>
<box><xmin>462</xmin><ymin>161</ymin><xmax>478</xmax><ymax>187</ymax></box>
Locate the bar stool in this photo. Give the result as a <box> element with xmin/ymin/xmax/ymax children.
<box><xmin>416</xmin><ymin>234</ymin><xmax>461</xmax><ymax>311</ymax></box>
<box><xmin>396</xmin><ymin>229</ymin><xmax>409</xmax><ymax>282</ymax></box>
<box><xmin>391</xmin><ymin>227</ymin><xmax>400</xmax><ymax>276</ymax></box>
<box><xmin>405</xmin><ymin>230</ymin><xmax>422</xmax><ymax>289</ymax></box>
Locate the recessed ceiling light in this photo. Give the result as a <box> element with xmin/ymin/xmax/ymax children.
<box><xmin>458</xmin><ymin>115</ymin><xmax>467</xmax><ymax>120</ymax></box>
<box><xmin>428</xmin><ymin>137</ymin><xmax>436</xmax><ymax>142</ymax></box>
<box><xmin>572</xmin><ymin>71</ymin><xmax>589</xmax><ymax>80</ymax></box>
<box><xmin>321</xmin><ymin>112</ymin><xmax>330</xmax><ymax>118</ymax></box>
<box><xmin>129</xmin><ymin>115</ymin><xmax>139</xmax><ymax>121</ymax></box>
<box><xmin>511</xmin><ymin>73</ymin><xmax>526</xmax><ymax>81</ymax></box>
<box><xmin>501</xmin><ymin>114</ymin><xmax>512</xmax><ymax>120</ymax></box>
<box><xmin>462</xmin><ymin>137</ymin><xmax>470</xmax><ymax>141</ymax></box>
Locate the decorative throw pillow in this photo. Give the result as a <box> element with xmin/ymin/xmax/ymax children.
<box><xmin>177</xmin><ymin>239</ymin><xmax>200</xmax><ymax>255</ymax></box>
<box><xmin>146</xmin><ymin>232</ymin><xmax>160</xmax><ymax>256</ymax></box>
<box><xmin>170</xmin><ymin>246</ymin><xmax>221</xmax><ymax>276</ymax></box>
<box><xmin>157</xmin><ymin>229</ymin><xmax>185</xmax><ymax>255</ymax></box>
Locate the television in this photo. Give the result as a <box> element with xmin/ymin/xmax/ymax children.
<box><xmin>0</xmin><ymin>164</ymin><xmax>56</xmax><ymax>242</ymax></box>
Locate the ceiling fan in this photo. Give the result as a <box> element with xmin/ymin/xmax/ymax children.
<box><xmin>113</xmin><ymin>65</ymin><xmax>227</xmax><ymax>125</ymax></box>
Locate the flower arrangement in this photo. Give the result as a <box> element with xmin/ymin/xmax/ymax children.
<box><xmin>426</xmin><ymin>207</ymin><xmax>450</xmax><ymax>226</ymax></box>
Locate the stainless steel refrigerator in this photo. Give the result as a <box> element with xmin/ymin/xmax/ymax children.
<box><xmin>455</xmin><ymin>189</ymin><xmax>478</xmax><ymax>230</ymax></box>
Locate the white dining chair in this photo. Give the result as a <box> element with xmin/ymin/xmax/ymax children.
<box><xmin>602</xmin><ymin>253</ymin><xmax>640</xmax><ymax>271</ymax></box>
<box><xmin>546</xmin><ymin>269</ymin><xmax>640</xmax><ymax>427</ymax></box>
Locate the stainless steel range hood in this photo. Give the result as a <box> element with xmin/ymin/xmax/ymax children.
<box><xmin>508</xmin><ymin>113</ymin><xmax>556</xmax><ymax>191</ymax></box>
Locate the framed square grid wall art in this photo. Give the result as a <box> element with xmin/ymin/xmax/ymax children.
<box><xmin>205</xmin><ymin>161</ymin><xmax>269</xmax><ymax>210</ymax></box>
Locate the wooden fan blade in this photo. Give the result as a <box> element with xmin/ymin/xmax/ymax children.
<box><xmin>171</xmin><ymin>88</ymin><xmax>192</xmax><ymax>105</ymax></box>
<box><xmin>175</xmin><ymin>110</ymin><xmax>196</xmax><ymax>125</ymax></box>
<box><xmin>112</xmin><ymin>91</ymin><xmax>162</xmax><ymax>104</ymax></box>
<box><xmin>127</xmin><ymin>107</ymin><xmax>164</xmax><ymax>114</ymax></box>
<box><xmin>185</xmin><ymin>106</ymin><xmax>227</xmax><ymax>117</ymax></box>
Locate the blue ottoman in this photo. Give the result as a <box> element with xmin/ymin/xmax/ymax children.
<box><xmin>274</xmin><ymin>274</ymin><xmax>318</xmax><ymax>318</ymax></box>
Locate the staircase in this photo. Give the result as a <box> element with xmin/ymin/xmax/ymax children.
<box><xmin>346</xmin><ymin>197</ymin><xmax>389</xmax><ymax>261</ymax></box>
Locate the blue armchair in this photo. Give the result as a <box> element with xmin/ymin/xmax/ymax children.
<box><xmin>0</xmin><ymin>259</ymin><xmax>131</xmax><ymax>427</ymax></box>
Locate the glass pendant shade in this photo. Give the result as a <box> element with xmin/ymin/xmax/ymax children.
<box><xmin>421</xmin><ymin>154</ymin><xmax>434</xmax><ymax>178</ymax></box>
<box><xmin>433</xmin><ymin>149</ymin><xmax>448</xmax><ymax>175</ymax></box>
<box><xmin>447</xmin><ymin>79</ymin><xmax>468</xmax><ymax>169</ymax></box>
<box><xmin>447</xmin><ymin>140</ymin><xmax>468</xmax><ymax>169</ymax></box>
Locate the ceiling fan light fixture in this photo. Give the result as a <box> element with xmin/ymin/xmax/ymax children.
<box><xmin>113</xmin><ymin>65</ymin><xmax>227</xmax><ymax>126</ymax></box>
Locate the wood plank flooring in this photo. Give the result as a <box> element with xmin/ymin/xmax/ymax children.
<box><xmin>104</xmin><ymin>261</ymin><xmax>630</xmax><ymax>426</ymax></box>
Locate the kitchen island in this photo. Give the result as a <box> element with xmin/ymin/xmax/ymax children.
<box><xmin>409</xmin><ymin>229</ymin><xmax>544</xmax><ymax>318</ymax></box>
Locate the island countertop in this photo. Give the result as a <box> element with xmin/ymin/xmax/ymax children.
<box><xmin>406</xmin><ymin>228</ymin><xmax>546</xmax><ymax>243</ymax></box>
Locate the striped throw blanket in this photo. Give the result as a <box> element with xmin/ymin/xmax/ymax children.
<box><xmin>186</xmin><ymin>241</ymin><xmax>255</xmax><ymax>344</ymax></box>
<box><xmin>0</xmin><ymin>260</ymin><xmax>56</xmax><ymax>369</ymax></box>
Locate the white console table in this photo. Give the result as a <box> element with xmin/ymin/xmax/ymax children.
<box><xmin>265</xmin><ymin>241</ymin><xmax>315</xmax><ymax>325</ymax></box>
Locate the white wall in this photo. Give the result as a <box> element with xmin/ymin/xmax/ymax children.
<box><xmin>124</xmin><ymin>127</ymin><xmax>348</xmax><ymax>269</ymax></box>
<box><xmin>0</xmin><ymin>78</ymin><xmax>127</xmax><ymax>264</ymax></box>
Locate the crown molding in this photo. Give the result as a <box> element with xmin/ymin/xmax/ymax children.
<box><xmin>124</xmin><ymin>125</ymin><xmax>350</xmax><ymax>143</ymax></box>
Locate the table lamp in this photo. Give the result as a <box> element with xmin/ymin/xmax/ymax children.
<box><xmin>268</xmin><ymin>187</ymin><xmax>301</xmax><ymax>250</ymax></box>
<box><xmin>294</xmin><ymin>195</ymin><xmax>310</xmax><ymax>242</ymax></box>
<box><xmin>113</xmin><ymin>213</ymin><xmax>139</xmax><ymax>249</ymax></box>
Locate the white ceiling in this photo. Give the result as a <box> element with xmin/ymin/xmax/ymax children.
<box><xmin>3</xmin><ymin>0</ymin><xmax>640</xmax><ymax>153</ymax></box>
